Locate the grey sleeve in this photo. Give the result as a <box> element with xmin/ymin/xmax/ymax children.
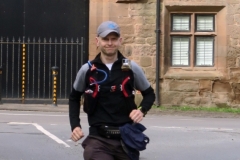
<box><xmin>73</xmin><ymin>63</ymin><xmax>89</xmax><ymax>92</ymax></box>
<box><xmin>131</xmin><ymin>61</ymin><xmax>150</xmax><ymax>91</ymax></box>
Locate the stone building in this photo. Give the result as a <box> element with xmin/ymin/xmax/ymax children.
<box><xmin>89</xmin><ymin>0</ymin><xmax>240</xmax><ymax>108</ymax></box>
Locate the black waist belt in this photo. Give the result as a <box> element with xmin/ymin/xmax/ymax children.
<box><xmin>96</xmin><ymin>125</ymin><xmax>121</xmax><ymax>139</ymax></box>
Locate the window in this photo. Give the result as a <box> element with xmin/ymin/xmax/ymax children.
<box><xmin>196</xmin><ymin>15</ymin><xmax>214</xmax><ymax>31</ymax></box>
<box><xmin>170</xmin><ymin>14</ymin><xmax>216</xmax><ymax>67</ymax></box>
<box><xmin>172</xmin><ymin>15</ymin><xmax>190</xmax><ymax>31</ymax></box>
<box><xmin>195</xmin><ymin>37</ymin><xmax>214</xmax><ymax>66</ymax></box>
<box><xmin>171</xmin><ymin>37</ymin><xmax>190</xmax><ymax>66</ymax></box>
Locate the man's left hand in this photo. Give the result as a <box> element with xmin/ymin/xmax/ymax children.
<box><xmin>129</xmin><ymin>109</ymin><xmax>144</xmax><ymax>123</ymax></box>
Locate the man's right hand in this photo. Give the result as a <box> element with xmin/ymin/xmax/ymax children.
<box><xmin>71</xmin><ymin>127</ymin><xmax>84</xmax><ymax>142</ymax></box>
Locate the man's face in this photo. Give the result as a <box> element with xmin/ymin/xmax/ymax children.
<box><xmin>96</xmin><ymin>32</ymin><xmax>122</xmax><ymax>57</ymax></box>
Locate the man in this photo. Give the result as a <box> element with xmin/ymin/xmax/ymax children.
<box><xmin>69</xmin><ymin>21</ymin><xmax>155</xmax><ymax>160</ymax></box>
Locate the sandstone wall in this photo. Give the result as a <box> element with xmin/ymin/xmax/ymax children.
<box><xmin>161</xmin><ymin>0</ymin><xmax>240</xmax><ymax>107</ymax></box>
<box><xmin>89</xmin><ymin>0</ymin><xmax>157</xmax><ymax>86</ymax></box>
<box><xmin>89</xmin><ymin>0</ymin><xmax>240</xmax><ymax>107</ymax></box>
<box><xmin>227</xmin><ymin>1</ymin><xmax>240</xmax><ymax>107</ymax></box>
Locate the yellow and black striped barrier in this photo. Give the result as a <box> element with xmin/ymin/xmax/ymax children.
<box><xmin>22</xmin><ymin>44</ymin><xmax>26</xmax><ymax>103</ymax></box>
<box><xmin>52</xmin><ymin>66</ymin><xmax>59</xmax><ymax>106</ymax></box>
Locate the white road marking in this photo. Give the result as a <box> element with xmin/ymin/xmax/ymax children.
<box><xmin>177</xmin><ymin>119</ymin><xmax>203</xmax><ymax>121</ymax></box>
<box><xmin>0</xmin><ymin>113</ymin><xmax>67</xmax><ymax>116</ymax></box>
<box><xmin>0</xmin><ymin>113</ymin><xmax>87</xmax><ymax>117</ymax></box>
<box><xmin>8</xmin><ymin>122</ymin><xmax>70</xmax><ymax>148</ymax></box>
<box><xmin>150</xmin><ymin>126</ymin><xmax>234</xmax><ymax>131</ymax></box>
<box><xmin>151</xmin><ymin>126</ymin><xmax>183</xmax><ymax>129</ymax></box>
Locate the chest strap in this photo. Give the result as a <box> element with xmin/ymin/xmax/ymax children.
<box><xmin>85</xmin><ymin>76</ymin><xmax>132</xmax><ymax>98</ymax></box>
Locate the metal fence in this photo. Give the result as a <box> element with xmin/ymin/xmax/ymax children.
<box><xmin>0</xmin><ymin>37</ymin><xmax>84</xmax><ymax>102</ymax></box>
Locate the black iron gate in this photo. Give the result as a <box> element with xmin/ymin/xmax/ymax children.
<box><xmin>0</xmin><ymin>0</ymin><xmax>89</xmax><ymax>103</ymax></box>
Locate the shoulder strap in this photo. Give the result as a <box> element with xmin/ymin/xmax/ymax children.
<box><xmin>121</xmin><ymin>58</ymin><xmax>132</xmax><ymax>71</ymax></box>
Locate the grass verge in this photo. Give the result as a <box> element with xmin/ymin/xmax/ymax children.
<box><xmin>152</xmin><ymin>105</ymin><xmax>240</xmax><ymax>114</ymax></box>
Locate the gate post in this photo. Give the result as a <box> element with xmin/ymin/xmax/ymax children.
<box><xmin>0</xmin><ymin>66</ymin><xmax>2</xmax><ymax>104</ymax></box>
<box><xmin>51</xmin><ymin>66</ymin><xmax>59</xmax><ymax>106</ymax></box>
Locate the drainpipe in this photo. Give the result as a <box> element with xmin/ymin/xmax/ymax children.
<box><xmin>155</xmin><ymin>0</ymin><xmax>161</xmax><ymax>106</ymax></box>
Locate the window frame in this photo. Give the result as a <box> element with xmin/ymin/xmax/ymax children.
<box><xmin>171</xmin><ymin>14</ymin><xmax>191</xmax><ymax>32</ymax></box>
<box><xmin>195</xmin><ymin>14</ymin><xmax>215</xmax><ymax>32</ymax></box>
<box><xmin>169</xmin><ymin>13</ymin><xmax>216</xmax><ymax>68</ymax></box>
<box><xmin>171</xmin><ymin>36</ymin><xmax>191</xmax><ymax>67</ymax></box>
<box><xmin>194</xmin><ymin>36</ymin><xmax>215</xmax><ymax>67</ymax></box>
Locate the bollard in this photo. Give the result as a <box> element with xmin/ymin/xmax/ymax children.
<box><xmin>51</xmin><ymin>66</ymin><xmax>59</xmax><ymax>106</ymax></box>
<box><xmin>0</xmin><ymin>66</ymin><xmax>2</xmax><ymax>104</ymax></box>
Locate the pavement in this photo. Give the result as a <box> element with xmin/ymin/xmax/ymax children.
<box><xmin>1</xmin><ymin>103</ymin><xmax>240</xmax><ymax>118</ymax></box>
<box><xmin>0</xmin><ymin>103</ymin><xmax>163</xmax><ymax>114</ymax></box>
<box><xmin>0</xmin><ymin>103</ymin><xmax>70</xmax><ymax>112</ymax></box>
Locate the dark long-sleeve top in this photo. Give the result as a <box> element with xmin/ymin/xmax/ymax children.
<box><xmin>69</xmin><ymin>52</ymin><xmax>155</xmax><ymax>131</ymax></box>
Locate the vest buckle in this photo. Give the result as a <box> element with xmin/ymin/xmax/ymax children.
<box><xmin>110</xmin><ymin>85</ymin><xmax>116</xmax><ymax>92</ymax></box>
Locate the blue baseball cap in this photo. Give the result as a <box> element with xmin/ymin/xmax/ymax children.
<box><xmin>97</xmin><ymin>21</ymin><xmax>120</xmax><ymax>37</ymax></box>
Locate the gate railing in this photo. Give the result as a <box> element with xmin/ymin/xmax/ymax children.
<box><xmin>0</xmin><ymin>37</ymin><xmax>84</xmax><ymax>103</ymax></box>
